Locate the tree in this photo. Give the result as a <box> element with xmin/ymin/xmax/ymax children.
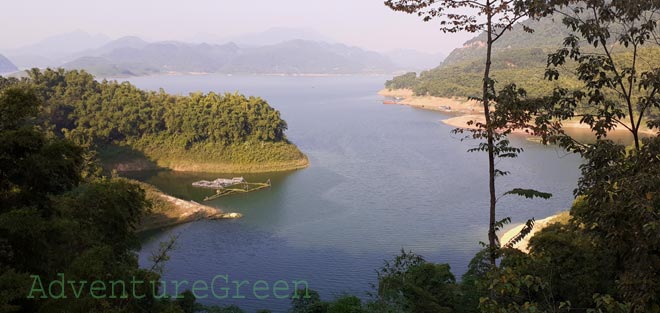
<box><xmin>571</xmin><ymin>137</ymin><xmax>660</xmax><ymax>310</ymax></box>
<box><xmin>291</xmin><ymin>289</ymin><xmax>328</xmax><ymax>313</ymax></box>
<box><xmin>375</xmin><ymin>250</ymin><xmax>458</xmax><ymax>312</ymax></box>
<box><xmin>0</xmin><ymin>79</ymin><xmax>177</xmax><ymax>313</ymax></box>
<box><xmin>536</xmin><ymin>0</ymin><xmax>660</xmax><ymax>153</ymax></box>
<box><xmin>385</xmin><ymin>0</ymin><xmax>551</xmax><ymax>266</ymax></box>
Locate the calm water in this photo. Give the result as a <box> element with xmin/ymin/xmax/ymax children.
<box><xmin>123</xmin><ymin>74</ymin><xmax>583</xmax><ymax>311</ymax></box>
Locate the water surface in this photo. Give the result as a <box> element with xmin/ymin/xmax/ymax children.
<box><xmin>125</xmin><ymin>74</ymin><xmax>583</xmax><ymax>311</ymax></box>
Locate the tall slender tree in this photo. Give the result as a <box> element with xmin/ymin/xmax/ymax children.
<box><xmin>384</xmin><ymin>0</ymin><xmax>547</xmax><ymax>265</ymax></box>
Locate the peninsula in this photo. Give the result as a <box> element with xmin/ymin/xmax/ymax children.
<box><xmin>13</xmin><ymin>68</ymin><xmax>308</xmax><ymax>173</ymax></box>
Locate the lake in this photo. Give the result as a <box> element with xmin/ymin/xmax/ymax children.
<box><xmin>123</xmin><ymin>74</ymin><xmax>583</xmax><ymax>312</ymax></box>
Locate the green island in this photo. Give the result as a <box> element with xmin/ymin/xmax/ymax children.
<box><xmin>0</xmin><ymin>68</ymin><xmax>307</xmax><ymax>233</ymax></box>
<box><xmin>9</xmin><ymin>68</ymin><xmax>308</xmax><ymax>174</ymax></box>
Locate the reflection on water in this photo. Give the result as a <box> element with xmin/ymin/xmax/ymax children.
<box><xmin>124</xmin><ymin>75</ymin><xmax>584</xmax><ymax>311</ymax></box>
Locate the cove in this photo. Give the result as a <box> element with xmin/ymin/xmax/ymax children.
<box><xmin>122</xmin><ymin>74</ymin><xmax>584</xmax><ymax>312</ymax></box>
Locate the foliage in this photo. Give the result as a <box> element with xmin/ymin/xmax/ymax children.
<box><xmin>385</xmin><ymin>72</ymin><xmax>417</xmax><ymax>90</ymax></box>
<box><xmin>1</xmin><ymin>68</ymin><xmax>305</xmax><ymax>172</ymax></box>
<box><xmin>375</xmin><ymin>250</ymin><xmax>458</xmax><ymax>313</ymax></box>
<box><xmin>533</xmin><ymin>0</ymin><xmax>660</xmax><ymax>152</ymax></box>
<box><xmin>571</xmin><ymin>138</ymin><xmax>660</xmax><ymax>309</ymax></box>
<box><xmin>0</xmin><ymin>85</ymin><xmax>179</xmax><ymax>312</ymax></box>
<box><xmin>291</xmin><ymin>289</ymin><xmax>329</xmax><ymax>313</ymax></box>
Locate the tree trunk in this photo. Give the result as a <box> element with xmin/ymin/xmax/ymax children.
<box><xmin>483</xmin><ymin>6</ymin><xmax>498</xmax><ymax>267</ymax></box>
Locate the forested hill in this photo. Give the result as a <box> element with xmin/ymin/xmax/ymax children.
<box><xmin>385</xmin><ymin>15</ymin><xmax>659</xmax><ymax>98</ymax></box>
<box><xmin>0</xmin><ymin>68</ymin><xmax>308</xmax><ymax>172</ymax></box>
<box><xmin>385</xmin><ymin>15</ymin><xmax>576</xmax><ymax>97</ymax></box>
<box><xmin>441</xmin><ymin>16</ymin><xmax>572</xmax><ymax>66</ymax></box>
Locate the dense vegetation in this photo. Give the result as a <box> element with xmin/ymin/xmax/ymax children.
<box><xmin>1</xmin><ymin>68</ymin><xmax>307</xmax><ymax>172</ymax></box>
<box><xmin>385</xmin><ymin>16</ymin><xmax>660</xmax><ymax>99</ymax></box>
<box><xmin>0</xmin><ymin>84</ymin><xmax>190</xmax><ymax>312</ymax></box>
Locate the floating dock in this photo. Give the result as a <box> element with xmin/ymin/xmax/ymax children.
<box><xmin>192</xmin><ymin>177</ymin><xmax>246</xmax><ymax>189</ymax></box>
<box><xmin>192</xmin><ymin>178</ymin><xmax>271</xmax><ymax>201</ymax></box>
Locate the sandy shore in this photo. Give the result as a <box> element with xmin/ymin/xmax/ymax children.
<box><xmin>378</xmin><ymin>89</ymin><xmax>658</xmax><ymax>137</ymax></box>
<box><xmin>499</xmin><ymin>211</ymin><xmax>570</xmax><ymax>253</ymax></box>
<box><xmin>379</xmin><ymin>89</ymin><xmax>483</xmax><ymax>114</ymax></box>
<box><xmin>441</xmin><ymin>114</ymin><xmax>658</xmax><ymax>137</ymax></box>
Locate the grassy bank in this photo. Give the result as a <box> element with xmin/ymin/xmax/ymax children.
<box><xmin>100</xmin><ymin>139</ymin><xmax>309</xmax><ymax>173</ymax></box>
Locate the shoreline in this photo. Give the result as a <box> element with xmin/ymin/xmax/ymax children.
<box><xmin>111</xmin><ymin>157</ymin><xmax>310</xmax><ymax>174</ymax></box>
<box><xmin>155</xmin><ymin>156</ymin><xmax>310</xmax><ymax>173</ymax></box>
<box><xmin>499</xmin><ymin>211</ymin><xmax>570</xmax><ymax>253</ymax></box>
<box><xmin>135</xmin><ymin>181</ymin><xmax>242</xmax><ymax>233</ymax></box>
<box><xmin>441</xmin><ymin>114</ymin><xmax>658</xmax><ymax>137</ymax></box>
<box><xmin>378</xmin><ymin>89</ymin><xmax>657</xmax><ymax>138</ymax></box>
<box><xmin>378</xmin><ymin>88</ymin><xmax>483</xmax><ymax>114</ymax></box>
<box><xmin>102</xmin><ymin>145</ymin><xmax>310</xmax><ymax>174</ymax></box>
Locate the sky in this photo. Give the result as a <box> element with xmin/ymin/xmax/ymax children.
<box><xmin>1</xmin><ymin>0</ymin><xmax>476</xmax><ymax>54</ymax></box>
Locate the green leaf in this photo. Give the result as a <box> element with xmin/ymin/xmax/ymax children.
<box><xmin>503</xmin><ymin>188</ymin><xmax>553</xmax><ymax>199</ymax></box>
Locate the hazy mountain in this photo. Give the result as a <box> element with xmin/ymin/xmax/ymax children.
<box><xmin>64</xmin><ymin>41</ymin><xmax>241</xmax><ymax>74</ymax></box>
<box><xmin>1</xmin><ymin>54</ymin><xmax>53</xmax><ymax>70</ymax></box>
<box><xmin>230</xmin><ymin>27</ymin><xmax>335</xmax><ymax>46</ymax></box>
<box><xmin>0</xmin><ymin>54</ymin><xmax>18</xmax><ymax>73</ymax></box>
<box><xmin>63</xmin><ymin>38</ymin><xmax>396</xmax><ymax>76</ymax></box>
<box><xmin>66</xmin><ymin>36</ymin><xmax>149</xmax><ymax>60</ymax></box>
<box><xmin>385</xmin><ymin>49</ymin><xmax>446</xmax><ymax>71</ymax></box>
<box><xmin>441</xmin><ymin>16</ymin><xmax>571</xmax><ymax>67</ymax></box>
<box><xmin>222</xmin><ymin>40</ymin><xmax>394</xmax><ymax>74</ymax></box>
<box><xmin>6</xmin><ymin>30</ymin><xmax>111</xmax><ymax>61</ymax></box>
<box><xmin>385</xmin><ymin>15</ymin><xmax>579</xmax><ymax>98</ymax></box>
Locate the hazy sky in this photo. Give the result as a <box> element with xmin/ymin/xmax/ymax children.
<box><xmin>1</xmin><ymin>0</ymin><xmax>476</xmax><ymax>54</ymax></box>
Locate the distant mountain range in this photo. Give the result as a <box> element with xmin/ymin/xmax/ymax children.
<box><xmin>0</xmin><ymin>54</ymin><xmax>18</xmax><ymax>73</ymax></box>
<box><xmin>62</xmin><ymin>38</ymin><xmax>397</xmax><ymax>76</ymax></box>
<box><xmin>1</xmin><ymin>29</ymin><xmax>446</xmax><ymax>76</ymax></box>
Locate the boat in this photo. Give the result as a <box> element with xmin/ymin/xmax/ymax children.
<box><xmin>383</xmin><ymin>100</ymin><xmax>398</xmax><ymax>104</ymax></box>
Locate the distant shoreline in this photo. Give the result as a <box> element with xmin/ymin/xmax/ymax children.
<box><xmin>378</xmin><ymin>88</ymin><xmax>483</xmax><ymax>114</ymax></box>
<box><xmin>379</xmin><ymin>88</ymin><xmax>658</xmax><ymax>137</ymax></box>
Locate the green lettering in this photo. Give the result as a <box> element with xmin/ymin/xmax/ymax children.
<box><xmin>151</xmin><ymin>280</ymin><xmax>168</xmax><ymax>299</ymax></box>
<box><xmin>109</xmin><ymin>280</ymin><xmax>128</xmax><ymax>299</ymax></box>
<box><xmin>172</xmin><ymin>280</ymin><xmax>189</xmax><ymax>299</ymax></box>
<box><xmin>252</xmin><ymin>280</ymin><xmax>270</xmax><ymax>300</ymax></box>
<box><xmin>273</xmin><ymin>280</ymin><xmax>290</xmax><ymax>299</ymax></box>
<box><xmin>68</xmin><ymin>280</ymin><xmax>87</xmax><ymax>298</ymax></box>
<box><xmin>90</xmin><ymin>280</ymin><xmax>106</xmax><ymax>299</ymax></box>
<box><xmin>48</xmin><ymin>273</ymin><xmax>66</xmax><ymax>299</ymax></box>
<box><xmin>232</xmin><ymin>280</ymin><xmax>249</xmax><ymax>299</ymax></box>
<box><xmin>27</xmin><ymin>275</ymin><xmax>47</xmax><ymax>299</ymax></box>
<box><xmin>293</xmin><ymin>280</ymin><xmax>310</xmax><ymax>299</ymax></box>
<box><xmin>131</xmin><ymin>277</ymin><xmax>145</xmax><ymax>299</ymax></box>
<box><xmin>211</xmin><ymin>275</ymin><xmax>229</xmax><ymax>299</ymax></box>
<box><xmin>192</xmin><ymin>280</ymin><xmax>208</xmax><ymax>299</ymax></box>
